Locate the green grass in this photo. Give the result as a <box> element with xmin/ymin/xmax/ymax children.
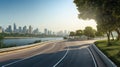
<box><xmin>94</xmin><ymin>40</ymin><xmax>120</xmax><ymax>66</ymax></box>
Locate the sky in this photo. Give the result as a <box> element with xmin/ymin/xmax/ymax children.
<box><xmin>0</xmin><ymin>0</ymin><xmax>97</xmax><ymax>32</ymax></box>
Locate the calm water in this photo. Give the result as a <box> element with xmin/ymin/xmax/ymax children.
<box><xmin>3</xmin><ymin>37</ymin><xmax>63</xmax><ymax>46</ymax></box>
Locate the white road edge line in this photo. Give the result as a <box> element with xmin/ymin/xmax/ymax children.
<box><xmin>1</xmin><ymin>42</ymin><xmax>56</xmax><ymax>67</ymax></box>
<box><xmin>87</xmin><ymin>48</ymin><xmax>97</xmax><ymax>67</ymax></box>
<box><xmin>53</xmin><ymin>44</ymin><xmax>69</xmax><ymax>67</ymax></box>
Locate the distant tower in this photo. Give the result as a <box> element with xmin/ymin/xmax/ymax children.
<box><xmin>14</xmin><ymin>23</ymin><xmax>17</xmax><ymax>33</ymax></box>
<box><xmin>29</xmin><ymin>25</ymin><xmax>33</xmax><ymax>34</ymax></box>
<box><xmin>44</xmin><ymin>28</ymin><xmax>47</xmax><ymax>35</ymax></box>
<box><xmin>5</xmin><ymin>25</ymin><xmax>12</xmax><ymax>33</ymax></box>
<box><xmin>23</xmin><ymin>26</ymin><xmax>27</xmax><ymax>33</ymax></box>
<box><xmin>33</xmin><ymin>28</ymin><xmax>39</xmax><ymax>35</ymax></box>
<box><xmin>8</xmin><ymin>25</ymin><xmax>12</xmax><ymax>33</ymax></box>
<box><xmin>18</xmin><ymin>26</ymin><xmax>22</xmax><ymax>33</ymax></box>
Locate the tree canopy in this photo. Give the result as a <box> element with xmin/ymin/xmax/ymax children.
<box><xmin>74</xmin><ymin>0</ymin><xmax>120</xmax><ymax>45</ymax></box>
<box><xmin>84</xmin><ymin>26</ymin><xmax>96</xmax><ymax>38</ymax></box>
<box><xmin>69</xmin><ymin>31</ymin><xmax>75</xmax><ymax>36</ymax></box>
<box><xmin>69</xmin><ymin>26</ymin><xmax>99</xmax><ymax>38</ymax></box>
<box><xmin>76</xmin><ymin>30</ymin><xmax>83</xmax><ymax>36</ymax></box>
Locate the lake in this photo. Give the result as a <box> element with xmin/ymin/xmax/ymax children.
<box><xmin>2</xmin><ymin>37</ymin><xmax>63</xmax><ymax>46</ymax></box>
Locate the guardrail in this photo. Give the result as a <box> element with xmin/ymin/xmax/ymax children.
<box><xmin>92</xmin><ymin>44</ymin><xmax>117</xmax><ymax>67</ymax></box>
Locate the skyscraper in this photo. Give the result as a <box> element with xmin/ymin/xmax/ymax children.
<box><xmin>13</xmin><ymin>23</ymin><xmax>17</xmax><ymax>33</ymax></box>
<box><xmin>8</xmin><ymin>25</ymin><xmax>12</xmax><ymax>33</ymax></box>
<box><xmin>5</xmin><ymin>25</ymin><xmax>12</xmax><ymax>33</ymax></box>
<box><xmin>33</xmin><ymin>28</ymin><xmax>39</xmax><ymax>35</ymax></box>
<box><xmin>18</xmin><ymin>26</ymin><xmax>22</xmax><ymax>33</ymax></box>
<box><xmin>44</xmin><ymin>28</ymin><xmax>47</xmax><ymax>35</ymax></box>
<box><xmin>23</xmin><ymin>26</ymin><xmax>27</xmax><ymax>33</ymax></box>
<box><xmin>48</xmin><ymin>30</ymin><xmax>52</xmax><ymax>35</ymax></box>
<box><xmin>29</xmin><ymin>25</ymin><xmax>33</xmax><ymax>34</ymax></box>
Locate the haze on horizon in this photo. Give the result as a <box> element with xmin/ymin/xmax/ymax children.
<box><xmin>0</xmin><ymin>0</ymin><xmax>97</xmax><ymax>32</ymax></box>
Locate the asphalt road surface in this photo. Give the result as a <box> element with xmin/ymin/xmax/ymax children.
<box><xmin>0</xmin><ymin>40</ymin><xmax>106</xmax><ymax>67</ymax></box>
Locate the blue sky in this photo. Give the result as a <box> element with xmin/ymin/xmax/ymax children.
<box><xmin>0</xmin><ymin>0</ymin><xmax>97</xmax><ymax>32</ymax></box>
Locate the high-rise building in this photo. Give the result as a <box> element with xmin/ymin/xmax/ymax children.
<box><xmin>53</xmin><ymin>32</ymin><xmax>55</xmax><ymax>35</ymax></box>
<box><xmin>5</xmin><ymin>25</ymin><xmax>12</xmax><ymax>33</ymax></box>
<box><xmin>33</xmin><ymin>28</ymin><xmax>39</xmax><ymax>35</ymax></box>
<box><xmin>0</xmin><ymin>26</ymin><xmax>2</xmax><ymax>33</ymax></box>
<box><xmin>44</xmin><ymin>28</ymin><xmax>47</xmax><ymax>35</ymax></box>
<box><xmin>13</xmin><ymin>23</ymin><xmax>17</xmax><ymax>33</ymax></box>
<box><xmin>8</xmin><ymin>25</ymin><xmax>12</xmax><ymax>33</ymax></box>
<box><xmin>23</xmin><ymin>26</ymin><xmax>27</xmax><ymax>33</ymax></box>
<box><xmin>29</xmin><ymin>25</ymin><xmax>33</xmax><ymax>34</ymax></box>
<box><xmin>48</xmin><ymin>30</ymin><xmax>52</xmax><ymax>35</ymax></box>
<box><xmin>18</xmin><ymin>26</ymin><xmax>22</xmax><ymax>33</ymax></box>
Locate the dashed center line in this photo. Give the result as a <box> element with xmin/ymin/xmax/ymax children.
<box><xmin>53</xmin><ymin>44</ymin><xmax>69</xmax><ymax>67</ymax></box>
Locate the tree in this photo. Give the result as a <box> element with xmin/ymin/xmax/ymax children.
<box><xmin>95</xmin><ymin>31</ymin><xmax>103</xmax><ymax>37</ymax></box>
<box><xmin>75</xmin><ymin>30</ymin><xmax>83</xmax><ymax>36</ymax></box>
<box><xmin>69</xmin><ymin>31</ymin><xmax>75</xmax><ymax>36</ymax></box>
<box><xmin>95</xmin><ymin>26</ymin><xmax>104</xmax><ymax>37</ymax></box>
<box><xmin>84</xmin><ymin>26</ymin><xmax>96</xmax><ymax>39</ymax></box>
<box><xmin>74</xmin><ymin>0</ymin><xmax>120</xmax><ymax>45</ymax></box>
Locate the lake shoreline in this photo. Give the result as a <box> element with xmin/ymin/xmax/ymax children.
<box><xmin>4</xmin><ymin>37</ymin><xmax>62</xmax><ymax>39</ymax></box>
<box><xmin>4</xmin><ymin>37</ymin><xmax>36</xmax><ymax>39</ymax></box>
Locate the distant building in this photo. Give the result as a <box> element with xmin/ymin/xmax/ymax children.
<box><xmin>8</xmin><ymin>25</ymin><xmax>12</xmax><ymax>33</ymax></box>
<box><xmin>0</xmin><ymin>26</ymin><xmax>2</xmax><ymax>33</ymax></box>
<box><xmin>53</xmin><ymin>32</ymin><xmax>55</xmax><ymax>35</ymax></box>
<box><xmin>48</xmin><ymin>30</ymin><xmax>50</xmax><ymax>35</ymax></box>
<box><xmin>44</xmin><ymin>28</ymin><xmax>48</xmax><ymax>35</ymax></box>
<box><xmin>18</xmin><ymin>26</ymin><xmax>22</xmax><ymax>33</ymax></box>
<box><xmin>5</xmin><ymin>25</ymin><xmax>12</xmax><ymax>33</ymax></box>
<box><xmin>49</xmin><ymin>31</ymin><xmax>52</xmax><ymax>35</ymax></box>
<box><xmin>33</xmin><ymin>28</ymin><xmax>39</xmax><ymax>35</ymax></box>
<box><xmin>26</xmin><ymin>29</ymin><xmax>29</xmax><ymax>34</ymax></box>
<box><xmin>47</xmin><ymin>30</ymin><xmax>52</xmax><ymax>35</ymax></box>
<box><xmin>23</xmin><ymin>26</ymin><xmax>27</xmax><ymax>33</ymax></box>
<box><xmin>13</xmin><ymin>23</ymin><xmax>17</xmax><ymax>33</ymax></box>
<box><xmin>28</xmin><ymin>25</ymin><xmax>33</xmax><ymax>34</ymax></box>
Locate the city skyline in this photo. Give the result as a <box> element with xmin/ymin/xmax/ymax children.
<box><xmin>0</xmin><ymin>23</ymin><xmax>69</xmax><ymax>36</ymax></box>
<box><xmin>3</xmin><ymin>23</ymin><xmax>39</xmax><ymax>34</ymax></box>
<box><xmin>0</xmin><ymin>0</ymin><xmax>97</xmax><ymax>32</ymax></box>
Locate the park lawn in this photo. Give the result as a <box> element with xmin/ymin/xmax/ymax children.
<box><xmin>94</xmin><ymin>40</ymin><xmax>120</xmax><ymax>66</ymax></box>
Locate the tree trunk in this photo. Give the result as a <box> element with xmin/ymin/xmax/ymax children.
<box><xmin>110</xmin><ymin>32</ymin><xmax>114</xmax><ymax>40</ymax></box>
<box><xmin>115</xmin><ymin>29</ymin><xmax>120</xmax><ymax>40</ymax></box>
<box><xmin>106</xmin><ymin>31</ymin><xmax>111</xmax><ymax>46</ymax></box>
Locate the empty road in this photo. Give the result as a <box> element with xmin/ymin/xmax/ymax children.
<box><xmin>0</xmin><ymin>40</ymin><xmax>106</xmax><ymax>67</ymax></box>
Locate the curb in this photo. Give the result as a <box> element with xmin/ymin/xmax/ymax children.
<box><xmin>92</xmin><ymin>44</ymin><xmax>117</xmax><ymax>67</ymax></box>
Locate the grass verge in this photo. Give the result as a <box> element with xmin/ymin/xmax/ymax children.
<box><xmin>94</xmin><ymin>40</ymin><xmax>120</xmax><ymax>67</ymax></box>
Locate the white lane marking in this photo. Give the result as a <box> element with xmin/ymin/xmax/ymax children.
<box><xmin>87</xmin><ymin>48</ymin><xmax>97</xmax><ymax>67</ymax></box>
<box><xmin>53</xmin><ymin>44</ymin><xmax>69</xmax><ymax>67</ymax></box>
<box><xmin>2</xmin><ymin>42</ymin><xmax>56</xmax><ymax>67</ymax></box>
